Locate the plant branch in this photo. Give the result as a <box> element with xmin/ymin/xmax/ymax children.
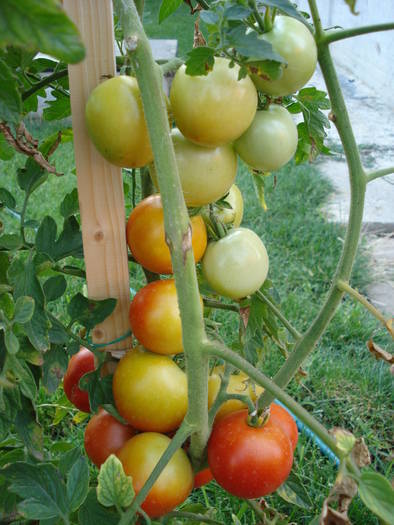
<box><xmin>255</xmin><ymin>290</ymin><xmax>301</xmax><ymax>340</ymax></box>
<box><xmin>366</xmin><ymin>166</ymin><xmax>394</xmax><ymax>183</ymax></box>
<box><xmin>248</xmin><ymin>0</ymin><xmax>265</xmax><ymax>32</ymax></box>
<box><xmin>323</xmin><ymin>23</ymin><xmax>394</xmax><ymax>45</ymax></box>
<box><xmin>337</xmin><ymin>279</ymin><xmax>393</xmax><ymax>338</ymax></box>
<box><xmin>22</xmin><ymin>69</ymin><xmax>68</xmax><ymax>101</ymax></box>
<box><xmin>203</xmin><ymin>297</ymin><xmax>240</xmax><ymax>313</ymax></box>
<box><xmin>46</xmin><ymin>311</ymin><xmax>97</xmax><ymax>353</ymax></box>
<box><xmin>134</xmin><ymin>0</ymin><xmax>144</xmax><ymax>17</ymax></box>
<box><xmin>52</xmin><ymin>264</ymin><xmax>86</xmax><ymax>278</ymax></box>
<box><xmin>160</xmin><ymin>57</ymin><xmax>184</xmax><ymax>75</ymax></box>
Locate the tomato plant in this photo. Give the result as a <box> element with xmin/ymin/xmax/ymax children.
<box><xmin>112</xmin><ymin>348</ymin><xmax>188</xmax><ymax>432</ymax></box>
<box><xmin>63</xmin><ymin>347</ymin><xmax>95</xmax><ymax>413</ymax></box>
<box><xmin>84</xmin><ymin>408</ymin><xmax>136</xmax><ymax>467</ymax></box>
<box><xmin>235</xmin><ymin>105</ymin><xmax>298</xmax><ymax>172</ymax></box>
<box><xmin>207</xmin><ymin>409</ymin><xmax>293</xmax><ymax>498</ymax></box>
<box><xmin>170</xmin><ymin>57</ymin><xmax>257</xmax><ymax>147</ymax></box>
<box><xmin>126</xmin><ymin>194</ymin><xmax>207</xmax><ymax>274</ymax></box>
<box><xmin>117</xmin><ymin>432</ymin><xmax>193</xmax><ymax>517</ymax></box>
<box><xmin>202</xmin><ymin>228</ymin><xmax>269</xmax><ymax>299</ymax></box>
<box><xmin>216</xmin><ymin>184</ymin><xmax>244</xmax><ymax>228</ymax></box>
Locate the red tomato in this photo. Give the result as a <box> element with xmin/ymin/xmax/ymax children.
<box><xmin>84</xmin><ymin>408</ymin><xmax>137</xmax><ymax>467</ymax></box>
<box><xmin>207</xmin><ymin>409</ymin><xmax>293</xmax><ymax>498</ymax></box>
<box><xmin>126</xmin><ymin>194</ymin><xmax>207</xmax><ymax>274</ymax></box>
<box><xmin>117</xmin><ymin>432</ymin><xmax>193</xmax><ymax>518</ymax></box>
<box><xmin>63</xmin><ymin>347</ymin><xmax>95</xmax><ymax>413</ymax></box>
<box><xmin>194</xmin><ymin>467</ymin><xmax>214</xmax><ymax>489</ymax></box>
<box><xmin>270</xmin><ymin>403</ymin><xmax>298</xmax><ymax>451</ymax></box>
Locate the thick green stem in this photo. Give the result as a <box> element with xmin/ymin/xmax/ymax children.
<box><xmin>22</xmin><ymin>69</ymin><xmax>68</xmax><ymax>101</ymax></box>
<box><xmin>366</xmin><ymin>166</ymin><xmax>394</xmax><ymax>183</ymax></box>
<box><xmin>256</xmin><ymin>0</ymin><xmax>367</xmax><ymax>410</ymax></box>
<box><xmin>203</xmin><ymin>297</ymin><xmax>240</xmax><ymax>313</ymax></box>
<box><xmin>255</xmin><ymin>290</ymin><xmax>301</xmax><ymax>340</ymax></box>
<box><xmin>134</xmin><ymin>0</ymin><xmax>144</xmax><ymax>17</ymax></box>
<box><xmin>115</xmin><ymin>0</ymin><xmax>209</xmax><ymax>463</ymax></box>
<box><xmin>323</xmin><ymin>23</ymin><xmax>394</xmax><ymax>45</ymax></box>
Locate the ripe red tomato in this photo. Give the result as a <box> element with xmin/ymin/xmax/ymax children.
<box><xmin>117</xmin><ymin>432</ymin><xmax>193</xmax><ymax>518</ymax></box>
<box><xmin>207</xmin><ymin>409</ymin><xmax>293</xmax><ymax>498</ymax></box>
<box><xmin>270</xmin><ymin>403</ymin><xmax>298</xmax><ymax>451</ymax></box>
<box><xmin>112</xmin><ymin>348</ymin><xmax>188</xmax><ymax>432</ymax></box>
<box><xmin>126</xmin><ymin>194</ymin><xmax>207</xmax><ymax>274</ymax></box>
<box><xmin>84</xmin><ymin>408</ymin><xmax>136</xmax><ymax>467</ymax></box>
<box><xmin>194</xmin><ymin>467</ymin><xmax>214</xmax><ymax>488</ymax></box>
<box><xmin>63</xmin><ymin>347</ymin><xmax>95</xmax><ymax>413</ymax></box>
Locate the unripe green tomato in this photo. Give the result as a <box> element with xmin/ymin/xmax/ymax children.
<box><xmin>217</xmin><ymin>184</ymin><xmax>244</xmax><ymax>227</ymax></box>
<box><xmin>235</xmin><ymin>105</ymin><xmax>297</xmax><ymax>172</ymax></box>
<box><xmin>250</xmin><ymin>16</ymin><xmax>317</xmax><ymax>96</ymax></box>
<box><xmin>202</xmin><ymin>228</ymin><xmax>269</xmax><ymax>299</ymax></box>
<box><xmin>150</xmin><ymin>129</ymin><xmax>237</xmax><ymax>207</ymax></box>
<box><xmin>85</xmin><ymin>75</ymin><xmax>153</xmax><ymax>168</ymax></box>
<box><xmin>170</xmin><ymin>57</ymin><xmax>257</xmax><ymax>147</ymax></box>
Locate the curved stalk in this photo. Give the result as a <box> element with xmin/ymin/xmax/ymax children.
<box><xmin>255</xmin><ymin>290</ymin><xmax>301</xmax><ymax>340</ymax></box>
<box><xmin>366</xmin><ymin>166</ymin><xmax>394</xmax><ymax>183</ymax></box>
<box><xmin>323</xmin><ymin>22</ymin><xmax>394</xmax><ymax>45</ymax></box>
<box><xmin>257</xmin><ymin>0</ymin><xmax>367</xmax><ymax>410</ymax></box>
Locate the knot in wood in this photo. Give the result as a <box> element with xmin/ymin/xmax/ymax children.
<box><xmin>94</xmin><ymin>230</ymin><xmax>104</xmax><ymax>242</ymax></box>
<box><xmin>93</xmin><ymin>328</ymin><xmax>104</xmax><ymax>341</ymax></box>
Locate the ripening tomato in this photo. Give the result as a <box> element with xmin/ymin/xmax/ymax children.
<box><xmin>118</xmin><ymin>432</ymin><xmax>193</xmax><ymax>518</ymax></box>
<box><xmin>270</xmin><ymin>403</ymin><xmax>298</xmax><ymax>451</ymax></box>
<box><xmin>208</xmin><ymin>366</ymin><xmax>263</xmax><ymax>422</ymax></box>
<box><xmin>150</xmin><ymin>128</ymin><xmax>237</xmax><ymax>207</ymax></box>
<box><xmin>207</xmin><ymin>409</ymin><xmax>293</xmax><ymax>498</ymax></box>
<box><xmin>170</xmin><ymin>57</ymin><xmax>257</xmax><ymax>147</ymax></box>
<box><xmin>216</xmin><ymin>184</ymin><xmax>244</xmax><ymax>228</ymax></box>
<box><xmin>63</xmin><ymin>347</ymin><xmax>95</xmax><ymax>413</ymax></box>
<box><xmin>85</xmin><ymin>75</ymin><xmax>153</xmax><ymax>168</ymax></box>
<box><xmin>112</xmin><ymin>348</ymin><xmax>188</xmax><ymax>432</ymax></box>
<box><xmin>84</xmin><ymin>408</ymin><xmax>136</xmax><ymax>467</ymax></box>
<box><xmin>250</xmin><ymin>16</ymin><xmax>317</xmax><ymax>96</ymax></box>
<box><xmin>126</xmin><ymin>194</ymin><xmax>207</xmax><ymax>274</ymax></box>
<box><xmin>202</xmin><ymin>228</ymin><xmax>269</xmax><ymax>299</ymax></box>
<box><xmin>235</xmin><ymin>105</ymin><xmax>298</xmax><ymax>172</ymax></box>
<box><xmin>194</xmin><ymin>467</ymin><xmax>214</xmax><ymax>488</ymax></box>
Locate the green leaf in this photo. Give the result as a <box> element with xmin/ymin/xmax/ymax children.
<box><xmin>4</xmin><ymin>462</ymin><xmax>69</xmax><ymax>520</ymax></box>
<box><xmin>67</xmin><ymin>293</ymin><xmax>116</xmax><ymax>330</ymax></box>
<box><xmin>42</xmin><ymin>345</ymin><xmax>68</xmax><ymax>393</ymax></box>
<box><xmin>44</xmin><ymin>275</ymin><xmax>67</xmax><ymax>302</ymax></box>
<box><xmin>97</xmin><ymin>455</ymin><xmax>134</xmax><ymax>508</ymax></box>
<box><xmin>0</xmin><ymin>187</ymin><xmax>16</xmax><ymax>208</ymax></box>
<box><xmin>43</xmin><ymin>92</ymin><xmax>71</xmax><ymax>121</ymax></box>
<box><xmin>224</xmin><ymin>5</ymin><xmax>253</xmax><ymax>20</ymax></box>
<box><xmin>15</xmin><ymin>397</ymin><xmax>43</xmax><ymax>460</ymax></box>
<box><xmin>67</xmin><ymin>456</ymin><xmax>89</xmax><ymax>512</ymax></box>
<box><xmin>58</xmin><ymin>446</ymin><xmax>82</xmax><ymax>476</ymax></box>
<box><xmin>79</xmin><ymin>370</ymin><xmax>114</xmax><ymax>413</ymax></box>
<box><xmin>13</xmin><ymin>296</ymin><xmax>35</xmax><ymax>324</ymax></box>
<box><xmin>252</xmin><ymin>172</ymin><xmax>268</xmax><ymax>211</ymax></box>
<box><xmin>343</xmin><ymin>0</ymin><xmax>358</xmax><ymax>15</ymax></box>
<box><xmin>0</xmin><ymin>0</ymin><xmax>85</xmax><ymax>63</ymax></box>
<box><xmin>5</xmin><ymin>354</ymin><xmax>37</xmax><ymax>399</ymax></box>
<box><xmin>225</xmin><ymin>25</ymin><xmax>285</xmax><ymax>64</ymax></box>
<box><xmin>5</xmin><ymin>327</ymin><xmax>19</xmax><ymax>354</ymax></box>
<box><xmin>0</xmin><ymin>128</ymin><xmax>15</xmax><ymax>160</ymax></box>
<box><xmin>358</xmin><ymin>471</ymin><xmax>394</xmax><ymax>525</ymax></box>
<box><xmin>18</xmin><ymin>337</ymin><xmax>44</xmax><ymax>365</ymax></box>
<box><xmin>159</xmin><ymin>0</ymin><xmax>183</xmax><ymax>23</ymax></box>
<box><xmin>0</xmin><ymin>58</ymin><xmax>22</xmax><ymax>124</ymax></box>
<box><xmin>17</xmin><ymin>158</ymin><xmax>48</xmax><ymax>194</ymax></box>
<box><xmin>78</xmin><ymin>488</ymin><xmax>119</xmax><ymax>525</ymax></box>
<box><xmin>277</xmin><ymin>471</ymin><xmax>312</xmax><ymax>509</ymax></box>
<box><xmin>0</xmin><ymin>291</ymin><xmax>14</xmax><ymax>319</ymax></box>
<box><xmin>0</xmin><ymin>252</ymin><xmax>10</xmax><ymax>284</ymax></box>
<box><xmin>185</xmin><ymin>47</ymin><xmax>216</xmax><ymax>76</ymax></box>
<box><xmin>60</xmin><ymin>188</ymin><xmax>79</xmax><ymax>218</ymax></box>
<box><xmin>0</xmin><ymin>233</ymin><xmax>23</xmax><ymax>250</ymax></box>
<box><xmin>244</xmin><ymin>294</ymin><xmax>265</xmax><ymax>364</ymax></box>
<box><xmin>36</xmin><ymin>215</ymin><xmax>83</xmax><ymax>261</ymax></box>
<box><xmin>257</xmin><ymin>0</ymin><xmax>306</xmax><ymax>23</ymax></box>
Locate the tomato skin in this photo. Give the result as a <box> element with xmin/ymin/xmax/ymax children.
<box><xmin>117</xmin><ymin>432</ymin><xmax>193</xmax><ymax>518</ymax></box>
<box><xmin>217</xmin><ymin>184</ymin><xmax>244</xmax><ymax>228</ymax></box>
<box><xmin>84</xmin><ymin>409</ymin><xmax>136</xmax><ymax>467</ymax></box>
<box><xmin>85</xmin><ymin>76</ymin><xmax>153</xmax><ymax>168</ymax></box>
<box><xmin>112</xmin><ymin>349</ymin><xmax>188</xmax><ymax>432</ymax></box>
<box><xmin>235</xmin><ymin>105</ymin><xmax>297</xmax><ymax>172</ymax></box>
<box><xmin>151</xmin><ymin>129</ymin><xmax>237</xmax><ymax>207</ymax></box>
<box><xmin>63</xmin><ymin>347</ymin><xmax>95</xmax><ymax>413</ymax></box>
<box><xmin>207</xmin><ymin>409</ymin><xmax>293</xmax><ymax>498</ymax></box>
<box><xmin>202</xmin><ymin>228</ymin><xmax>269</xmax><ymax>299</ymax></box>
<box><xmin>170</xmin><ymin>57</ymin><xmax>257</xmax><ymax>147</ymax></box>
<box><xmin>250</xmin><ymin>16</ymin><xmax>317</xmax><ymax>96</ymax></box>
<box><xmin>194</xmin><ymin>467</ymin><xmax>214</xmax><ymax>488</ymax></box>
<box><xmin>270</xmin><ymin>403</ymin><xmax>298</xmax><ymax>451</ymax></box>
<box><xmin>126</xmin><ymin>195</ymin><xmax>207</xmax><ymax>274</ymax></box>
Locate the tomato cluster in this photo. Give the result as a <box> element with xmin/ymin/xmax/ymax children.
<box><xmin>69</xmin><ymin>16</ymin><xmax>316</xmax><ymax>517</ymax></box>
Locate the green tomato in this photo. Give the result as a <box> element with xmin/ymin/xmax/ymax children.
<box><xmin>202</xmin><ymin>228</ymin><xmax>269</xmax><ymax>299</ymax></box>
<box><xmin>234</xmin><ymin>105</ymin><xmax>297</xmax><ymax>172</ymax></box>
<box><xmin>151</xmin><ymin>129</ymin><xmax>237</xmax><ymax>207</ymax></box>
<box><xmin>217</xmin><ymin>184</ymin><xmax>244</xmax><ymax>227</ymax></box>
<box><xmin>250</xmin><ymin>16</ymin><xmax>317</xmax><ymax>96</ymax></box>
<box><xmin>170</xmin><ymin>57</ymin><xmax>257</xmax><ymax>147</ymax></box>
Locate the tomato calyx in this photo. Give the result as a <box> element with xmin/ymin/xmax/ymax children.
<box><xmin>247</xmin><ymin>405</ymin><xmax>270</xmax><ymax>429</ymax></box>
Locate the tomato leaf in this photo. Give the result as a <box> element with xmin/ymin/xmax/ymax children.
<box><xmin>44</xmin><ymin>275</ymin><xmax>67</xmax><ymax>302</ymax></box>
<box><xmin>277</xmin><ymin>471</ymin><xmax>312</xmax><ymax>509</ymax></box>
<box><xmin>43</xmin><ymin>92</ymin><xmax>71</xmax><ymax>121</ymax></box>
<box><xmin>5</xmin><ymin>354</ymin><xmax>37</xmax><ymax>400</ymax></box>
<box><xmin>159</xmin><ymin>0</ymin><xmax>183</xmax><ymax>23</ymax></box>
<box><xmin>13</xmin><ymin>296</ymin><xmax>35</xmax><ymax>324</ymax></box>
<box><xmin>0</xmin><ymin>59</ymin><xmax>22</xmax><ymax>124</ymax></box>
<box><xmin>36</xmin><ymin>215</ymin><xmax>83</xmax><ymax>261</ymax></box>
<box><xmin>358</xmin><ymin>471</ymin><xmax>394</xmax><ymax>524</ymax></box>
<box><xmin>79</xmin><ymin>369</ymin><xmax>114</xmax><ymax>413</ymax></box>
<box><xmin>17</xmin><ymin>158</ymin><xmax>48</xmax><ymax>195</ymax></box>
<box><xmin>78</xmin><ymin>488</ymin><xmax>119</xmax><ymax>525</ymax></box>
<box><xmin>4</xmin><ymin>328</ymin><xmax>20</xmax><ymax>355</ymax></box>
<box><xmin>0</xmin><ymin>130</ymin><xmax>15</xmax><ymax>160</ymax></box>
<box><xmin>60</xmin><ymin>188</ymin><xmax>79</xmax><ymax>219</ymax></box>
<box><xmin>257</xmin><ymin>0</ymin><xmax>307</xmax><ymax>24</ymax></box>
<box><xmin>97</xmin><ymin>455</ymin><xmax>134</xmax><ymax>508</ymax></box>
<box><xmin>343</xmin><ymin>0</ymin><xmax>359</xmax><ymax>15</ymax></box>
<box><xmin>0</xmin><ymin>233</ymin><xmax>23</xmax><ymax>250</ymax></box>
<box><xmin>67</xmin><ymin>456</ymin><xmax>89</xmax><ymax>512</ymax></box>
<box><xmin>67</xmin><ymin>293</ymin><xmax>116</xmax><ymax>330</ymax></box>
<box><xmin>14</xmin><ymin>397</ymin><xmax>44</xmax><ymax>460</ymax></box>
<box><xmin>225</xmin><ymin>25</ymin><xmax>285</xmax><ymax>64</ymax></box>
<box><xmin>185</xmin><ymin>47</ymin><xmax>216</xmax><ymax>76</ymax></box>
<box><xmin>0</xmin><ymin>187</ymin><xmax>16</xmax><ymax>208</ymax></box>
<box><xmin>42</xmin><ymin>345</ymin><xmax>68</xmax><ymax>393</ymax></box>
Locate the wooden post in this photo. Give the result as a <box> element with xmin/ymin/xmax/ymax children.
<box><xmin>64</xmin><ymin>0</ymin><xmax>132</xmax><ymax>352</ymax></box>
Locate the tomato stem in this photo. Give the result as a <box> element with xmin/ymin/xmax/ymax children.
<box><xmin>322</xmin><ymin>22</ymin><xmax>394</xmax><ymax>45</ymax></box>
<box><xmin>366</xmin><ymin>165</ymin><xmax>394</xmax><ymax>183</ymax></box>
<box><xmin>255</xmin><ymin>290</ymin><xmax>301</xmax><ymax>340</ymax></box>
<box><xmin>248</xmin><ymin>0</ymin><xmax>265</xmax><ymax>33</ymax></box>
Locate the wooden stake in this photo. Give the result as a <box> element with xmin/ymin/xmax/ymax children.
<box><xmin>64</xmin><ymin>0</ymin><xmax>131</xmax><ymax>352</ymax></box>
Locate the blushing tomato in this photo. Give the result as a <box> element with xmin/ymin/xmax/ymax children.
<box><xmin>194</xmin><ymin>467</ymin><xmax>214</xmax><ymax>488</ymax></box>
<box><xmin>117</xmin><ymin>432</ymin><xmax>193</xmax><ymax>518</ymax></box>
<box><xmin>85</xmin><ymin>76</ymin><xmax>153</xmax><ymax>168</ymax></box>
<box><xmin>235</xmin><ymin>105</ymin><xmax>297</xmax><ymax>172</ymax></box>
<box><xmin>63</xmin><ymin>347</ymin><xmax>95</xmax><ymax>413</ymax></box>
<box><xmin>202</xmin><ymin>228</ymin><xmax>269</xmax><ymax>299</ymax></box>
<box><xmin>126</xmin><ymin>194</ymin><xmax>207</xmax><ymax>274</ymax></box>
<box><xmin>207</xmin><ymin>409</ymin><xmax>293</xmax><ymax>498</ymax></box>
<box><xmin>216</xmin><ymin>184</ymin><xmax>244</xmax><ymax>227</ymax></box>
<box><xmin>170</xmin><ymin>57</ymin><xmax>257</xmax><ymax>147</ymax></box>
<box><xmin>84</xmin><ymin>408</ymin><xmax>136</xmax><ymax>467</ymax></box>
<box><xmin>112</xmin><ymin>348</ymin><xmax>188</xmax><ymax>433</ymax></box>
<box><xmin>150</xmin><ymin>128</ymin><xmax>237</xmax><ymax>207</ymax></box>
<box><xmin>208</xmin><ymin>366</ymin><xmax>263</xmax><ymax>422</ymax></box>
<box><xmin>250</xmin><ymin>16</ymin><xmax>317</xmax><ymax>96</ymax></box>
<box><xmin>270</xmin><ymin>403</ymin><xmax>298</xmax><ymax>451</ymax></box>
